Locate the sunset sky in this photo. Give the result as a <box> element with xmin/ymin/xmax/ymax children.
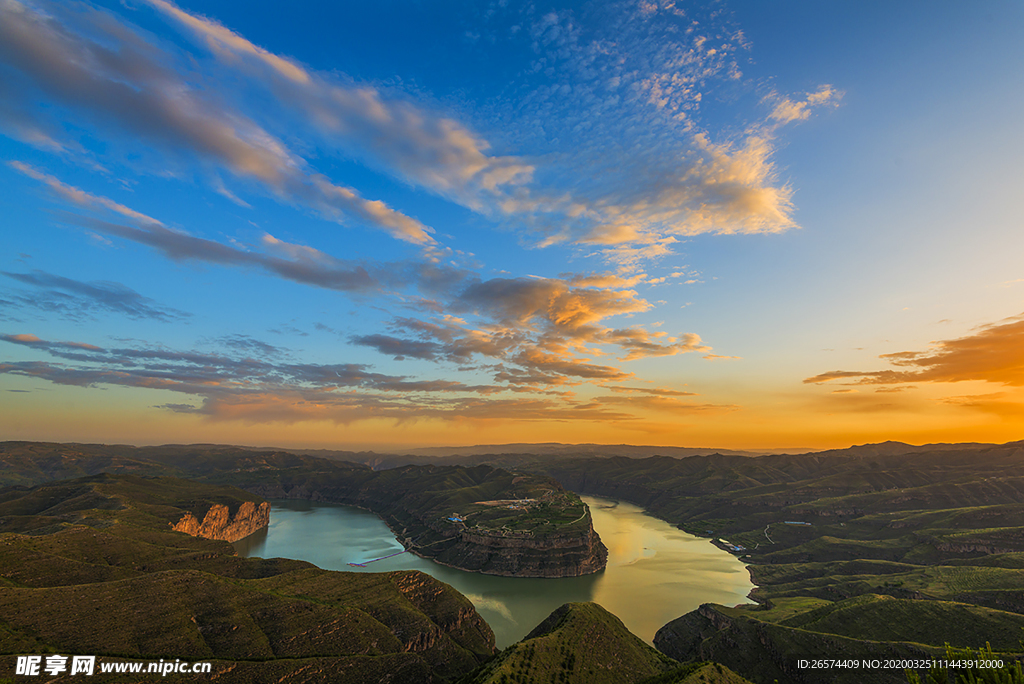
<box><xmin>2</xmin><ymin>0</ymin><xmax>1024</xmax><ymax>451</ymax></box>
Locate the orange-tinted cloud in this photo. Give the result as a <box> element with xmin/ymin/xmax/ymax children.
<box><xmin>16</xmin><ymin>161</ymin><xmax>713</xmax><ymax>392</ymax></box>
<box><xmin>594</xmin><ymin>394</ymin><xmax>736</xmax><ymax>414</ymax></box>
<box><xmin>0</xmin><ymin>332</ymin><xmax>655</xmax><ymax>425</ymax></box>
<box><xmin>605</xmin><ymin>386</ymin><xmax>697</xmax><ymax>397</ymax></box>
<box><xmin>941</xmin><ymin>392</ymin><xmax>1024</xmax><ymax>418</ymax></box>
<box><xmin>805</xmin><ymin>314</ymin><xmax>1024</xmax><ymax>387</ymax></box>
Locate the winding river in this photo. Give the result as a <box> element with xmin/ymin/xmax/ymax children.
<box><xmin>233</xmin><ymin>495</ymin><xmax>753</xmax><ymax>648</ymax></box>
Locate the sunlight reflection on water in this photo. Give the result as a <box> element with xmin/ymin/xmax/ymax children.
<box><xmin>234</xmin><ymin>495</ymin><xmax>754</xmax><ymax>647</ymax></box>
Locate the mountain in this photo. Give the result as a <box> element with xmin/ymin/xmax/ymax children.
<box><xmin>404</xmin><ymin>443</ymin><xmax>765</xmax><ymax>458</ymax></box>
<box><xmin>0</xmin><ymin>442</ymin><xmax>608</xmax><ymax>578</ymax></box>
<box><xmin>0</xmin><ymin>473</ymin><xmax>495</xmax><ymax>683</ymax></box>
<box><xmin>462</xmin><ymin>602</ymin><xmax>753</xmax><ymax>684</ymax></box>
<box><xmin>513</xmin><ymin>444</ymin><xmax>1024</xmax><ymax>682</ymax></box>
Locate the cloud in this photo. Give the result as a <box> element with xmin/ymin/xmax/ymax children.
<box><xmin>510</xmin><ymin>346</ymin><xmax>631</xmax><ymax>381</ymax></box>
<box><xmin>457</xmin><ymin>277</ymin><xmax>651</xmax><ymax>333</ymax></box>
<box><xmin>14</xmin><ymin>161</ymin><xmax>718</xmax><ymax>394</ymax></box>
<box><xmin>75</xmin><ymin>214</ymin><xmax>379</xmax><ymax>293</ymax></box>
<box><xmin>593</xmin><ymin>394</ymin><xmax>736</xmax><ymax>414</ymax></box>
<box><xmin>212</xmin><ymin>335</ymin><xmax>285</xmax><ymax>359</ymax></box>
<box><xmin>804</xmin><ymin>313</ymin><xmax>1024</xmax><ymax>387</ymax></box>
<box><xmin>0</xmin><ymin>1</ymin><xmax>434</xmax><ymax>245</ymax></box>
<box><xmin>602</xmin><ymin>327</ymin><xmax>710</xmax><ymax>360</ymax></box>
<box><xmin>350</xmin><ymin>334</ymin><xmax>442</xmax><ymax>361</ymax></box>
<box><xmin>767</xmin><ymin>86</ymin><xmax>841</xmax><ymax>125</ymax></box>
<box><xmin>2</xmin><ymin>0</ymin><xmax>839</xmax><ymax>266</ymax></box>
<box><xmin>941</xmin><ymin>392</ymin><xmax>1024</xmax><ymax>418</ymax></box>
<box><xmin>605</xmin><ymin>386</ymin><xmax>698</xmax><ymax>397</ymax></box>
<box><xmin>0</xmin><ymin>332</ymin><xmax>649</xmax><ymax>424</ymax></box>
<box><xmin>358</xmin><ymin>273</ymin><xmax>715</xmax><ymax>387</ymax></box>
<box><xmin>144</xmin><ymin>0</ymin><xmax>534</xmax><ymax>209</ymax></box>
<box><xmin>565</xmin><ymin>272</ymin><xmax>649</xmax><ymax>288</ymax></box>
<box><xmin>1</xmin><ymin>269</ymin><xmax>190</xmax><ymax>321</ymax></box>
<box><xmin>143</xmin><ymin>0</ymin><xmax>311</xmax><ymax>85</ymax></box>
<box><xmin>466</xmin><ymin>1</ymin><xmax>841</xmax><ymax>264</ymax></box>
<box><xmin>9</xmin><ymin>162</ymin><xmax>161</xmax><ymax>225</ymax></box>
<box><xmin>10</xmin><ymin>164</ymin><xmax>383</xmax><ymax>293</ymax></box>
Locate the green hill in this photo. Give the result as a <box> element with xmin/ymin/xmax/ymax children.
<box><xmin>0</xmin><ymin>442</ymin><xmax>607</xmax><ymax>578</ymax></box>
<box><xmin>0</xmin><ymin>474</ymin><xmax>495</xmax><ymax>683</ymax></box>
<box><xmin>463</xmin><ymin>602</ymin><xmax>687</xmax><ymax>684</ymax></box>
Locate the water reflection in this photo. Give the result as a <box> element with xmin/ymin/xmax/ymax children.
<box><xmin>233</xmin><ymin>496</ymin><xmax>752</xmax><ymax>647</ymax></box>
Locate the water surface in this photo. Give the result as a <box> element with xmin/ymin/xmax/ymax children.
<box><xmin>234</xmin><ymin>496</ymin><xmax>753</xmax><ymax>647</ymax></box>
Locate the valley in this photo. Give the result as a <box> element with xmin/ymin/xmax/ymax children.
<box><xmin>3</xmin><ymin>440</ymin><xmax>1024</xmax><ymax>683</ymax></box>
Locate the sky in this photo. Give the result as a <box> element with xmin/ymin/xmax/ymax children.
<box><xmin>2</xmin><ymin>0</ymin><xmax>1023</xmax><ymax>451</ymax></box>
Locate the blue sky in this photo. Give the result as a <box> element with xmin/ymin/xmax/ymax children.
<box><xmin>2</xmin><ymin>0</ymin><xmax>1024</xmax><ymax>450</ymax></box>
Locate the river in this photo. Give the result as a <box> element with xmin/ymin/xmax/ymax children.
<box><xmin>233</xmin><ymin>495</ymin><xmax>754</xmax><ymax>648</ymax></box>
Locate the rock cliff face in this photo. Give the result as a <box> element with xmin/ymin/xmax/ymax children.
<box><xmin>171</xmin><ymin>500</ymin><xmax>270</xmax><ymax>542</ymax></box>
<box><xmin>244</xmin><ymin>465</ymin><xmax>608</xmax><ymax>578</ymax></box>
<box><xmin>429</xmin><ymin>526</ymin><xmax>607</xmax><ymax>578</ymax></box>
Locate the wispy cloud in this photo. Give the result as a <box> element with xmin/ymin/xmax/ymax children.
<box><xmin>804</xmin><ymin>313</ymin><xmax>1024</xmax><ymax>387</ymax></box>
<box><xmin>767</xmin><ymin>86</ymin><xmax>841</xmax><ymax>125</ymax></box>
<box><xmin>144</xmin><ymin>0</ymin><xmax>534</xmax><ymax>210</ymax></box>
<box><xmin>941</xmin><ymin>392</ymin><xmax>1024</xmax><ymax>418</ymax></box>
<box><xmin>0</xmin><ymin>332</ymin><xmax>652</xmax><ymax>424</ymax></box>
<box><xmin>0</xmin><ymin>1</ymin><xmax>434</xmax><ymax>246</ymax></box>
<box><xmin>1</xmin><ymin>270</ymin><xmax>190</xmax><ymax>322</ymax></box>
<box><xmin>11</xmin><ymin>161</ymin><xmax>380</xmax><ymax>293</ymax></box>
<box><xmin>466</xmin><ymin>1</ymin><xmax>841</xmax><ymax>264</ymax></box>
<box><xmin>11</xmin><ymin>163</ymin><xmax>721</xmax><ymax>393</ymax></box>
<box><xmin>1</xmin><ymin>0</ymin><xmax>837</xmax><ymax>267</ymax></box>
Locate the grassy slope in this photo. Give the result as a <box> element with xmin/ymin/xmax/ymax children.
<box><xmin>0</xmin><ymin>442</ymin><xmax>597</xmax><ymax>561</ymax></box>
<box><xmin>516</xmin><ymin>446</ymin><xmax>1024</xmax><ymax>683</ymax></box>
<box><xmin>463</xmin><ymin>602</ymin><xmax>696</xmax><ymax>684</ymax></box>
<box><xmin>777</xmin><ymin>594</ymin><xmax>1024</xmax><ymax>650</ymax></box>
<box><xmin>7</xmin><ymin>441</ymin><xmax>1024</xmax><ymax>682</ymax></box>
<box><xmin>0</xmin><ymin>474</ymin><xmax>495</xmax><ymax>683</ymax></box>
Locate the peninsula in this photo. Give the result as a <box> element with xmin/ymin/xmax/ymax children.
<box><xmin>0</xmin><ymin>442</ymin><xmax>608</xmax><ymax>578</ymax></box>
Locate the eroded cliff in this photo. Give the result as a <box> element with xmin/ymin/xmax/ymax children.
<box><xmin>243</xmin><ymin>464</ymin><xmax>608</xmax><ymax>578</ymax></box>
<box><xmin>171</xmin><ymin>500</ymin><xmax>270</xmax><ymax>542</ymax></box>
<box><xmin>427</xmin><ymin>524</ymin><xmax>608</xmax><ymax>578</ymax></box>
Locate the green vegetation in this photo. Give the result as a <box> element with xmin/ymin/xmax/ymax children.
<box><xmin>7</xmin><ymin>440</ymin><xmax>1024</xmax><ymax>683</ymax></box>
<box><xmin>462</xmin><ymin>602</ymin><xmax>695</xmax><ymax>684</ymax></box>
<box><xmin>0</xmin><ymin>474</ymin><xmax>495</xmax><ymax>683</ymax></box>
<box><xmin>515</xmin><ymin>445</ymin><xmax>1024</xmax><ymax>683</ymax></box>
<box><xmin>638</xmin><ymin>661</ymin><xmax>755</xmax><ymax>684</ymax></box>
<box><xmin>0</xmin><ymin>442</ymin><xmax>605</xmax><ymax>577</ymax></box>
<box><xmin>905</xmin><ymin>644</ymin><xmax>1024</xmax><ymax>684</ymax></box>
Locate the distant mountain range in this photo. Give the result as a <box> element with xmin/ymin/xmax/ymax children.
<box><xmin>237</xmin><ymin>439</ymin><xmax>1023</xmax><ymax>471</ymax></box>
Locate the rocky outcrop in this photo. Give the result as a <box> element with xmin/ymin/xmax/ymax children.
<box><xmin>427</xmin><ymin>524</ymin><xmax>608</xmax><ymax>578</ymax></box>
<box><xmin>171</xmin><ymin>500</ymin><xmax>270</xmax><ymax>542</ymax></box>
<box><xmin>243</xmin><ymin>466</ymin><xmax>608</xmax><ymax>578</ymax></box>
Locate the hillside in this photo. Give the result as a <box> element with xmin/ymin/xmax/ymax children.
<box><xmin>0</xmin><ymin>442</ymin><xmax>608</xmax><ymax>578</ymax></box>
<box><xmin>462</xmin><ymin>602</ymin><xmax>753</xmax><ymax>684</ymax></box>
<box><xmin>0</xmin><ymin>473</ymin><xmax>495</xmax><ymax>683</ymax></box>
<box><xmin>508</xmin><ymin>445</ymin><xmax>1024</xmax><ymax>682</ymax></box>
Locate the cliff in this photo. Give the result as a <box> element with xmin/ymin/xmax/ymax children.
<box><xmin>171</xmin><ymin>500</ymin><xmax>270</xmax><ymax>542</ymax></box>
<box><xmin>427</xmin><ymin>526</ymin><xmax>607</xmax><ymax>578</ymax></box>
<box><xmin>0</xmin><ymin>473</ymin><xmax>496</xmax><ymax>684</ymax></box>
<box><xmin>241</xmin><ymin>464</ymin><xmax>608</xmax><ymax>578</ymax></box>
<box><xmin>0</xmin><ymin>444</ymin><xmax>608</xmax><ymax>579</ymax></box>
